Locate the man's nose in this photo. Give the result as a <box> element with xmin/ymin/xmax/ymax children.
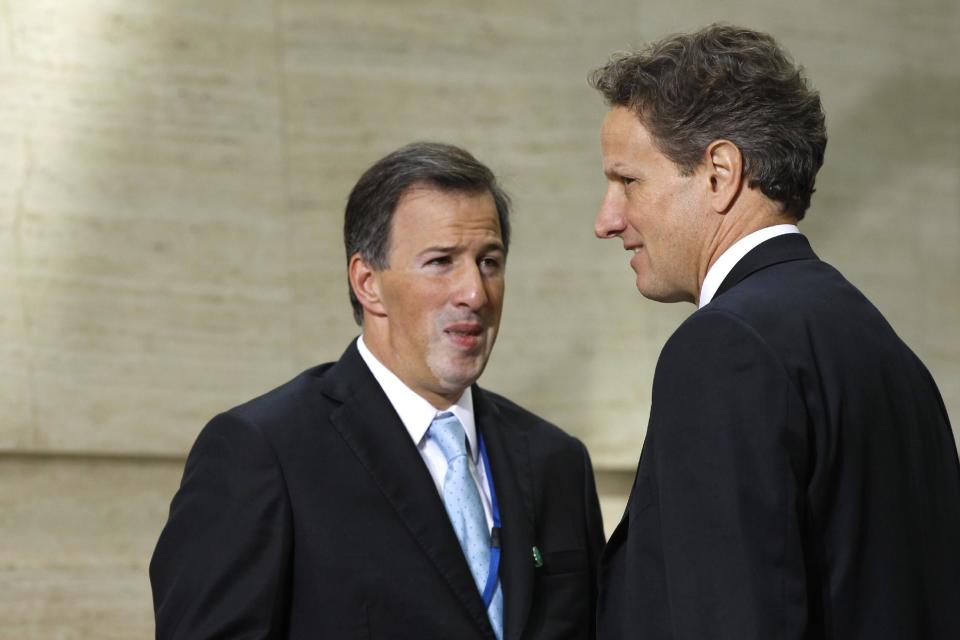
<box><xmin>453</xmin><ymin>264</ymin><xmax>489</xmax><ymax>310</ymax></box>
<box><xmin>595</xmin><ymin>188</ymin><xmax>626</xmax><ymax>239</ymax></box>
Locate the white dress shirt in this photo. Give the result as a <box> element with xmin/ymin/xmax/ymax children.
<box><xmin>698</xmin><ymin>224</ymin><xmax>801</xmax><ymax>308</ymax></box>
<box><xmin>357</xmin><ymin>335</ymin><xmax>495</xmax><ymax>529</ymax></box>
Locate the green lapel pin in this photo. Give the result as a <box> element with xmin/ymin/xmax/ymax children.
<box><xmin>532</xmin><ymin>545</ymin><xmax>543</xmax><ymax>568</ymax></box>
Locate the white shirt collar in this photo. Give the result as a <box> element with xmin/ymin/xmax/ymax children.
<box><xmin>698</xmin><ymin>224</ymin><xmax>800</xmax><ymax>308</ymax></box>
<box><xmin>356</xmin><ymin>335</ymin><xmax>479</xmax><ymax>462</ymax></box>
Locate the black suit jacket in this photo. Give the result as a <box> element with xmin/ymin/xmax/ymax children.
<box><xmin>597</xmin><ymin>234</ymin><xmax>960</xmax><ymax>639</ymax></box>
<box><xmin>151</xmin><ymin>340</ymin><xmax>604</xmax><ymax>639</ymax></box>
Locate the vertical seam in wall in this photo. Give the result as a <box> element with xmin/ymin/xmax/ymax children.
<box><xmin>1</xmin><ymin>1</ymin><xmax>17</xmax><ymax>59</ymax></box>
<box><xmin>3</xmin><ymin>0</ymin><xmax>37</xmax><ymax>448</ymax></box>
<box><xmin>14</xmin><ymin>128</ymin><xmax>39</xmax><ymax>447</ymax></box>
<box><xmin>270</xmin><ymin>0</ymin><xmax>298</xmax><ymax>371</ymax></box>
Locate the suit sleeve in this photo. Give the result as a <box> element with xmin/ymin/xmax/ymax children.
<box><xmin>580</xmin><ymin>442</ymin><xmax>606</xmax><ymax>640</ymax></box>
<box><xmin>150</xmin><ymin>412</ymin><xmax>292</xmax><ymax>640</ymax></box>
<box><xmin>650</xmin><ymin>310</ymin><xmax>808</xmax><ymax>639</ymax></box>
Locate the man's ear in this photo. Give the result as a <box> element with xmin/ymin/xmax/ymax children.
<box><xmin>703</xmin><ymin>139</ymin><xmax>744</xmax><ymax>214</ymax></box>
<box><xmin>348</xmin><ymin>254</ymin><xmax>386</xmax><ymax>318</ymax></box>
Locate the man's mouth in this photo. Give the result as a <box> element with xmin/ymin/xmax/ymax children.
<box><xmin>444</xmin><ymin>323</ymin><xmax>484</xmax><ymax>349</ymax></box>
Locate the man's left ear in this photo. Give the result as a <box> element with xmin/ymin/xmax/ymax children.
<box><xmin>703</xmin><ymin>139</ymin><xmax>743</xmax><ymax>214</ymax></box>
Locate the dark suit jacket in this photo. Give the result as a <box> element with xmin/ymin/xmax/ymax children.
<box><xmin>151</xmin><ymin>340</ymin><xmax>604</xmax><ymax>639</ymax></box>
<box><xmin>597</xmin><ymin>234</ymin><xmax>960</xmax><ymax>639</ymax></box>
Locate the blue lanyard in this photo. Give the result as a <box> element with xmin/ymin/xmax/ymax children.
<box><xmin>477</xmin><ymin>430</ymin><xmax>501</xmax><ymax>608</ymax></box>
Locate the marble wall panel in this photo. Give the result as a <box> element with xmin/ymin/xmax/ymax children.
<box><xmin>0</xmin><ymin>0</ymin><xmax>293</xmax><ymax>456</ymax></box>
<box><xmin>0</xmin><ymin>455</ymin><xmax>181</xmax><ymax>639</ymax></box>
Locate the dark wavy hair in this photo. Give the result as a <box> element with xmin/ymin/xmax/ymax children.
<box><xmin>344</xmin><ymin>142</ymin><xmax>511</xmax><ymax>325</ymax></box>
<box><xmin>590</xmin><ymin>24</ymin><xmax>826</xmax><ymax>218</ymax></box>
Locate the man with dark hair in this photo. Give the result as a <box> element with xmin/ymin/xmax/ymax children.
<box><xmin>151</xmin><ymin>142</ymin><xmax>604</xmax><ymax>639</ymax></box>
<box><xmin>591</xmin><ymin>24</ymin><xmax>960</xmax><ymax>639</ymax></box>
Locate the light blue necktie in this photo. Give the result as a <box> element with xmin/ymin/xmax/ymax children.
<box><xmin>428</xmin><ymin>412</ymin><xmax>504</xmax><ymax>640</ymax></box>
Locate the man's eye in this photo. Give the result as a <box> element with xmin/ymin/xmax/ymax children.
<box><xmin>426</xmin><ymin>256</ymin><xmax>451</xmax><ymax>266</ymax></box>
<box><xmin>621</xmin><ymin>176</ymin><xmax>636</xmax><ymax>186</ymax></box>
<box><xmin>480</xmin><ymin>257</ymin><xmax>502</xmax><ymax>269</ymax></box>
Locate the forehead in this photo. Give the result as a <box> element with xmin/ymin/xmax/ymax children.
<box><xmin>600</xmin><ymin>106</ymin><xmax>663</xmax><ymax>168</ymax></box>
<box><xmin>390</xmin><ymin>186</ymin><xmax>502</xmax><ymax>246</ymax></box>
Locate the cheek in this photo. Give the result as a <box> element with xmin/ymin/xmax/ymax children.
<box><xmin>392</xmin><ymin>288</ymin><xmax>443</xmax><ymax>336</ymax></box>
<box><xmin>488</xmin><ymin>279</ymin><xmax>505</xmax><ymax>305</ymax></box>
<box><xmin>623</xmin><ymin>195</ymin><xmax>653</xmax><ymax>231</ymax></box>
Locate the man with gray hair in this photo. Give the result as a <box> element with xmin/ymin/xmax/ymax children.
<box><xmin>151</xmin><ymin>142</ymin><xmax>604</xmax><ymax>639</ymax></box>
<box><xmin>590</xmin><ymin>24</ymin><xmax>960</xmax><ymax>639</ymax></box>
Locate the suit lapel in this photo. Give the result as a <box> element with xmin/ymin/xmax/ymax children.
<box><xmin>474</xmin><ymin>387</ymin><xmax>536</xmax><ymax>640</ymax></box>
<box><xmin>713</xmin><ymin>233</ymin><xmax>818</xmax><ymax>300</ymax></box>
<box><xmin>320</xmin><ymin>341</ymin><xmax>495</xmax><ymax>639</ymax></box>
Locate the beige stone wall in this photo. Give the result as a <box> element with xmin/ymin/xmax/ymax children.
<box><xmin>1</xmin><ymin>0</ymin><xmax>957</xmax><ymax>636</ymax></box>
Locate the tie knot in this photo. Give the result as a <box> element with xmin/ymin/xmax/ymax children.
<box><xmin>429</xmin><ymin>412</ymin><xmax>469</xmax><ymax>463</ymax></box>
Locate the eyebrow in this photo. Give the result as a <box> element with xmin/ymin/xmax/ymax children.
<box><xmin>604</xmin><ymin>162</ymin><xmax>634</xmax><ymax>175</ymax></box>
<box><xmin>604</xmin><ymin>164</ymin><xmax>644</xmax><ymax>182</ymax></box>
<box><xmin>417</xmin><ymin>242</ymin><xmax>506</xmax><ymax>257</ymax></box>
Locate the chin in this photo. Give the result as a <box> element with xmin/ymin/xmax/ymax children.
<box><xmin>636</xmin><ymin>281</ymin><xmax>690</xmax><ymax>304</ymax></box>
<box><xmin>430</xmin><ymin>359</ymin><xmax>486</xmax><ymax>393</ymax></box>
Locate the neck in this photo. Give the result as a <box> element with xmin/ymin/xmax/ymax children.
<box><xmin>695</xmin><ymin>198</ymin><xmax>796</xmax><ymax>302</ymax></box>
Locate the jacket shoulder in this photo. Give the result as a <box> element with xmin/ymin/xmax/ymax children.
<box><xmin>225</xmin><ymin>361</ymin><xmax>337</xmax><ymax>428</ymax></box>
